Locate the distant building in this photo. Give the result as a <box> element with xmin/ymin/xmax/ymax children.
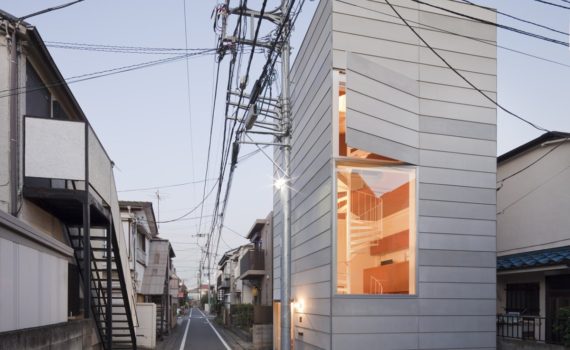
<box><xmin>120</xmin><ymin>201</ymin><xmax>158</xmax><ymax>301</ymax></box>
<box><xmin>496</xmin><ymin>131</ymin><xmax>570</xmax><ymax>346</ymax></box>
<box><xmin>140</xmin><ymin>239</ymin><xmax>177</xmax><ymax>337</ymax></box>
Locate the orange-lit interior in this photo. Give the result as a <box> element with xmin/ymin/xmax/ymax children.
<box><xmin>336</xmin><ymin>81</ymin><xmax>416</xmax><ymax>295</ymax></box>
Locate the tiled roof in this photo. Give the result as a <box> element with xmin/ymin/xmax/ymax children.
<box><xmin>497</xmin><ymin>246</ymin><xmax>570</xmax><ymax>271</ymax></box>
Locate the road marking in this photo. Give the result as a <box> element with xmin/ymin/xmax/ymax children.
<box><xmin>197</xmin><ymin>308</ymin><xmax>231</xmax><ymax>350</ymax></box>
<box><xmin>179</xmin><ymin>308</ymin><xmax>193</xmax><ymax>350</ymax></box>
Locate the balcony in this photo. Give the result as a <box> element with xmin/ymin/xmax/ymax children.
<box><xmin>239</xmin><ymin>248</ymin><xmax>265</xmax><ymax>280</ymax></box>
<box><xmin>217</xmin><ymin>274</ymin><xmax>231</xmax><ymax>289</ymax></box>
<box><xmin>23</xmin><ymin>116</ymin><xmax>115</xmax><ymax>226</ymax></box>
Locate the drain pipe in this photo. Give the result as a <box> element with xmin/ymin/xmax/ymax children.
<box><xmin>8</xmin><ymin>20</ymin><xmax>19</xmax><ymax>217</ymax></box>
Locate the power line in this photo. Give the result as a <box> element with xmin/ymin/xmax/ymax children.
<box><xmin>155</xmin><ymin>180</ymin><xmax>218</xmax><ymax>224</ymax></box>
<box><xmin>497</xmin><ymin>138</ymin><xmax>569</xmax><ymax>185</ymax></box>
<box><xmin>117</xmin><ymin>178</ymin><xmax>216</xmax><ymax>192</ymax></box>
<box><xmin>196</xmin><ymin>56</ymin><xmax>223</xmax><ymax>238</ymax></box>
<box><xmin>182</xmin><ymin>0</ymin><xmax>197</xmax><ymax>216</ymax></box>
<box><xmin>0</xmin><ymin>49</ymin><xmax>216</xmax><ymax>98</ymax></box>
<box><xmin>460</xmin><ymin>0</ymin><xmax>568</xmax><ymax>36</ymax></box>
<box><xmin>411</xmin><ymin>0</ymin><xmax>569</xmax><ymax>47</ymax></box>
<box><xmin>498</xmin><ymin>162</ymin><xmax>570</xmax><ymax>215</ymax></box>
<box><xmin>533</xmin><ymin>0</ymin><xmax>570</xmax><ymax>9</ymax></box>
<box><xmin>384</xmin><ymin>0</ymin><xmax>552</xmax><ymax>133</ymax></box>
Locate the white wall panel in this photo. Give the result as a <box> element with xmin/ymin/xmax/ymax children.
<box><xmin>24</xmin><ymin>118</ymin><xmax>85</xmax><ymax>180</ymax></box>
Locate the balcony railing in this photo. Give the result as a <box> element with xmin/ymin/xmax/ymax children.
<box><xmin>239</xmin><ymin>248</ymin><xmax>265</xmax><ymax>280</ymax></box>
<box><xmin>497</xmin><ymin>314</ymin><xmax>570</xmax><ymax>345</ymax></box>
<box><xmin>217</xmin><ymin>274</ymin><xmax>230</xmax><ymax>289</ymax></box>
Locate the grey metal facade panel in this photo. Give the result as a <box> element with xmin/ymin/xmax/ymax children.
<box><xmin>419</xmin><ymin>183</ymin><xmax>496</xmax><ymax>204</ymax></box>
<box><xmin>346</xmin><ymin>128</ymin><xmax>420</xmax><ymax>164</ymax></box>
<box><xmin>420</xmin><ymin>98</ymin><xmax>496</xmax><ymax>124</ymax></box>
<box><xmin>418</xmin><ymin>250</ymin><xmax>496</xmax><ymax>268</ymax></box>
<box><xmin>419</xmin><ymin>167</ymin><xmax>496</xmax><ymax>188</ymax></box>
<box><xmin>333</xmin><ymin>298</ymin><xmax>419</xmax><ymax>316</ymax></box>
<box><xmin>419</xmin><ymin>116</ymin><xmax>497</xmax><ymax>140</ymax></box>
<box><xmin>419</xmin><ymin>332</ymin><xmax>496</xmax><ymax>349</ymax></box>
<box><xmin>418</xmin><ymin>315</ymin><xmax>496</xmax><ymax>332</ymax></box>
<box><xmin>332</xmin><ymin>315</ymin><xmax>419</xmax><ymax>333</ymax></box>
<box><xmin>332</xmin><ymin>333</ymin><xmax>419</xmax><ymax>350</ymax></box>
<box><xmin>419</xmin><ymin>232</ymin><xmax>496</xmax><ymax>252</ymax></box>
<box><xmin>419</xmin><ymin>150</ymin><xmax>496</xmax><ymax>173</ymax></box>
<box><xmin>418</xmin><ymin>200</ymin><xmax>496</xmax><ymax>220</ymax></box>
<box><xmin>419</xmin><ymin>282</ymin><xmax>495</xmax><ymax>299</ymax></box>
<box><xmin>345</xmin><ymin>52</ymin><xmax>420</xmax><ymax>164</ymax></box>
<box><xmin>418</xmin><ymin>266</ymin><xmax>495</xmax><ymax>283</ymax></box>
<box><xmin>419</xmin><ymin>216</ymin><xmax>496</xmax><ymax>235</ymax></box>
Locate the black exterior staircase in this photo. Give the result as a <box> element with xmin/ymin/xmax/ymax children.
<box><xmin>66</xmin><ymin>220</ymin><xmax>137</xmax><ymax>350</ymax></box>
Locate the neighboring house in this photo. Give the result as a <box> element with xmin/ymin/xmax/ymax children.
<box><xmin>120</xmin><ymin>201</ymin><xmax>158</xmax><ymax>301</ymax></box>
<box><xmin>217</xmin><ymin>247</ymin><xmax>241</xmax><ymax>307</ymax></box>
<box><xmin>169</xmin><ymin>272</ymin><xmax>181</xmax><ymax>323</ymax></box>
<box><xmin>240</xmin><ymin>213</ymin><xmax>273</xmax><ymax>307</ymax></box>
<box><xmin>496</xmin><ymin>131</ymin><xmax>570</xmax><ymax>346</ymax></box>
<box><xmin>239</xmin><ymin>214</ymin><xmax>274</xmax><ymax>349</ymax></box>
<box><xmin>272</xmin><ymin>1</ymin><xmax>497</xmax><ymax>349</ymax></box>
<box><xmin>0</xmin><ymin>11</ymin><xmax>137</xmax><ymax>350</ymax></box>
<box><xmin>140</xmin><ymin>238</ymin><xmax>177</xmax><ymax>337</ymax></box>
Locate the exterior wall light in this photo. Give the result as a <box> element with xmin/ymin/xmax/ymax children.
<box><xmin>294</xmin><ymin>298</ymin><xmax>304</xmax><ymax>313</ymax></box>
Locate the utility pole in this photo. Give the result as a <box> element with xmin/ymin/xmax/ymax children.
<box><xmin>279</xmin><ymin>1</ymin><xmax>292</xmax><ymax>349</ymax></box>
<box><xmin>212</xmin><ymin>0</ymin><xmax>294</xmax><ymax>346</ymax></box>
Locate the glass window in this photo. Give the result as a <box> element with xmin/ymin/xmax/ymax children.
<box><xmin>506</xmin><ymin>283</ymin><xmax>539</xmax><ymax>315</ymax></box>
<box><xmin>335</xmin><ymin>71</ymin><xmax>416</xmax><ymax>295</ymax></box>
<box><xmin>336</xmin><ymin>163</ymin><xmax>416</xmax><ymax>295</ymax></box>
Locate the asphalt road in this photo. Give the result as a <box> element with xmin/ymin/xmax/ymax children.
<box><xmin>158</xmin><ymin>307</ymin><xmax>235</xmax><ymax>350</ymax></box>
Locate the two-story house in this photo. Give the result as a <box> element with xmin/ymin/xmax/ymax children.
<box><xmin>0</xmin><ymin>10</ymin><xmax>137</xmax><ymax>350</ymax></box>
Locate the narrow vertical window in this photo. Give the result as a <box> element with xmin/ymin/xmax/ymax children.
<box><xmin>335</xmin><ymin>72</ymin><xmax>416</xmax><ymax>295</ymax></box>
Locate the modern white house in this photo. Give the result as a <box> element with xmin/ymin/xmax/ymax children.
<box><xmin>496</xmin><ymin>131</ymin><xmax>570</xmax><ymax>346</ymax></box>
<box><xmin>0</xmin><ymin>10</ymin><xmax>137</xmax><ymax>349</ymax></box>
<box><xmin>272</xmin><ymin>0</ymin><xmax>497</xmax><ymax>349</ymax></box>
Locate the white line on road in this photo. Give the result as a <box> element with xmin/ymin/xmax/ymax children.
<box><xmin>179</xmin><ymin>308</ymin><xmax>193</xmax><ymax>350</ymax></box>
<box><xmin>197</xmin><ymin>308</ymin><xmax>231</xmax><ymax>350</ymax></box>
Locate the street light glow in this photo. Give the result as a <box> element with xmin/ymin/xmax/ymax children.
<box><xmin>274</xmin><ymin>177</ymin><xmax>287</xmax><ymax>190</ymax></box>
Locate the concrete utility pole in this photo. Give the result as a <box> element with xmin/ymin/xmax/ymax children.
<box><xmin>213</xmin><ymin>0</ymin><xmax>294</xmax><ymax>346</ymax></box>
<box><xmin>279</xmin><ymin>1</ymin><xmax>292</xmax><ymax>349</ymax></box>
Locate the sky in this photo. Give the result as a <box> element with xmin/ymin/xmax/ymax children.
<box><xmin>2</xmin><ymin>0</ymin><xmax>569</xmax><ymax>288</ymax></box>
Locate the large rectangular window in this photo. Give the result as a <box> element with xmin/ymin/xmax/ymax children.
<box><xmin>335</xmin><ymin>71</ymin><xmax>416</xmax><ymax>295</ymax></box>
<box><xmin>336</xmin><ymin>163</ymin><xmax>416</xmax><ymax>295</ymax></box>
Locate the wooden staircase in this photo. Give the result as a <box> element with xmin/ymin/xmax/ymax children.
<box><xmin>67</xmin><ymin>224</ymin><xmax>137</xmax><ymax>349</ymax></box>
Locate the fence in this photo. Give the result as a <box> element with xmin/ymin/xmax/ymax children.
<box><xmin>497</xmin><ymin>314</ymin><xmax>570</xmax><ymax>345</ymax></box>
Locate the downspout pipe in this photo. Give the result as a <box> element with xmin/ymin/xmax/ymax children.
<box><xmin>9</xmin><ymin>21</ymin><xmax>19</xmax><ymax>216</ymax></box>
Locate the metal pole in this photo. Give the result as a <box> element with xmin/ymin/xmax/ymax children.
<box><xmin>280</xmin><ymin>0</ymin><xmax>292</xmax><ymax>348</ymax></box>
<box><xmin>83</xmin><ymin>123</ymin><xmax>91</xmax><ymax>318</ymax></box>
<box><xmin>106</xmin><ymin>218</ymin><xmax>112</xmax><ymax>349</ymax></box>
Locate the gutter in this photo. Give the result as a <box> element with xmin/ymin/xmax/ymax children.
<box><xmin>8</xmin><ymin>21</ymin><xmax>18</xmax><ymax>216</ymax></box>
